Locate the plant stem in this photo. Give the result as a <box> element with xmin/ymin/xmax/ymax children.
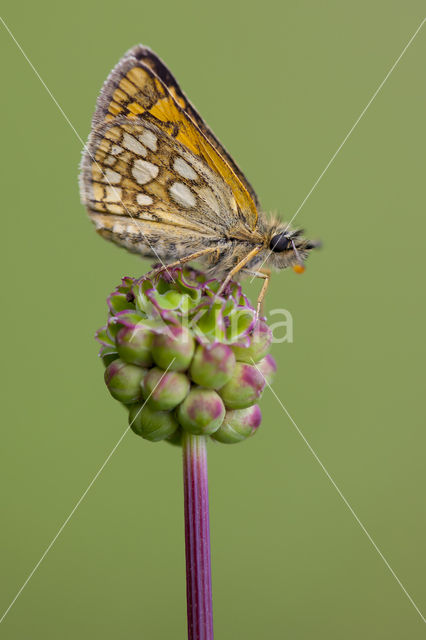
<box><xmin>182</xmin><ymin>432</ymin><xmax>214</xmax><ymax>640</ymax></box>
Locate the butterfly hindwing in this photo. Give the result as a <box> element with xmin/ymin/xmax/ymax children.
<box><xmin>88</xmin><ymin>211</ymin><xmax>213</xmax><ymax>261</ymax></box>
<box><xmin>80</xmin><ymin>116</ymin><xmax>249</xmax><ymax>261</ymax></box>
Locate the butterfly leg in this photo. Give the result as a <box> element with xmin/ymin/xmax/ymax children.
<box><xmin>149</xmin><ymin>247</ymin><xmax>218</xmax><ymax>278</ymax></box>
<box><xmin>255</xmin><ymin>269</ymin><xmax>271</xmax><ymax>316</ymax></box>
<box><xmin>242</xmin><ymin>267</ymin><xmax>271</xmax><ymax>316</ymax></box>
<box><xmin>216</xmin><ymin>247</ymin><xmax>263</xmax><ymax>296</ymax></box>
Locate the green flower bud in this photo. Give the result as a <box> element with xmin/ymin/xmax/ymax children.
<box><xmin>189</xmin><ymin>343</ymin><xmax>236</xmax><ymax>389</ymax></box>
<box><xmin>211</xmin><ymin>405</ymin><xmax>262</xmax><ymax>444</ymax></box>
<box><xmin>142</xmin><ymin>366</ymin><xmax>190</xmax><ymax>410</ymax></box>
<box><xmin>116</xmin><ymin>325</ymin><xmax>153</xmax><ymax>367</ymax></box>
<box><xmin>152</xmin><ymin>325</ymin><xmax>195</xmax><ymax>372</ymax></box>
<box><xmin>104</xmin><ymin>359</ymin><xmax>146</xmax><ymax>404</ymax></box>
<box><xmin>129</xmin><ymin>404</ymin><xmax>179</xmax><ymax>442</ymax></box>
<box><xmin>256</xmin><ymin>354</ymin><xmax>277</xmax><ymax>385</ymax></box>
<box><xmin>218</xmin><ymin>362</ymin><xmax>265</xmax><ymax>409</ymax></box>
<box><xmin>177</xmin><ymin>388</ymin><xmax>225</xmax><ymax>435</ymax></box>
<box><xmin>231</xmin><ymin>320</ymin><xmax>273</xmax><ymax>363</ymax></box>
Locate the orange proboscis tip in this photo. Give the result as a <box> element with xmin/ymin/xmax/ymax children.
<box><xmin>293</xmin><ymin>264</ymin><xmax>306</xmax><ymax>275</ymax></box>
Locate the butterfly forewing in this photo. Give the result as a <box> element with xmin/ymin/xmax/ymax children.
<box><xmin>126</xmin><ymin>45</ymin><xmax>261</xmax><ymax>210</ymax></box>
<box><xmin>85</xmin><ymin>47</ymin><xmax>259</xmax><ymax>231</ymax></box>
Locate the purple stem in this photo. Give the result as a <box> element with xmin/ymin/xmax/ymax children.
<box><xmin>182</xmin><ymin>432</ymin><xmax>214</xmax><ymax>640</ymax></box>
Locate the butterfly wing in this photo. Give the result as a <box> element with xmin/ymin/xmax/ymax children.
<box><xmin>86</xmin><ymin>212</ymin><xmax>213</xmax><ymax>261</ymax></box>
<box><xmin>126</xmin><ymin>45</ymin><xmax>261</xmax><ymax>210</ymax></box>
<box><xmin>80</xmin><ymin>117</ymin><xmax>242</xmax><ymax>235</ymax></box>
<box><xmin>86</xmin><ymin>46</ymin><xmax>259</xmax><ymax>232</ymax></box>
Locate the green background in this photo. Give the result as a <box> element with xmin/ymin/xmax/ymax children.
<box><xmin>1</xmin><ymin>1</ymin><xmax>425</xmax><ymax>637</ymax></box>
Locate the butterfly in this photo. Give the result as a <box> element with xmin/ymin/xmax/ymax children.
<box><xmin>79</xmin><ymin>45</ymin><xmax>317</xmax><ymax>312</ymax></box>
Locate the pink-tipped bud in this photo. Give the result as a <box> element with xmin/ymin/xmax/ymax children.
<box><xmin>142</xmin><ymin>367</ymin><xmax>190</xmax><ymax>411</ymax></box>
<box><xmin>256</xmin><ymin>354</ymin><xmax>277</xmax><ymax>385</ymax></box>
<box><xmin>218</xmin><ymin>362</ymin><xmax>265</xmax><ymax>409</ymax></box>
<box><xmin>189</xmin><ymin>343</ymin><xmax>236</xmax><ymax>389</ymax></box>
<box><xmin>231</xmin><ymin>320</ymin><xmax>272</xmax><ymax>363</ymax></box>
<box><xmin>104</xmin><ymin>359</ymin><xmax>146</xmax><ymax>404</ymax></box>
<box><xmin>116</xmin><ymin>325</ymin><xmax>154</xmax><ymax>367</ymax></box>
<box><xmin>177</xmin><ymin>388</ymin><xmax>225</xmax><ymax>435</ymax></box>
<box><xmin>152</xmin><ymin>325</ymin><xmax>195</xmax><ymax>372</ymax></box>
<box><xmin>129</xmin><ymin>404</ymin><xmax>179</xmax><ymax>442</ymax></box>
<box><xmin>211</xmin><ymin>405</ymin><xmax>262</xmax><ymax>444</ymax></box>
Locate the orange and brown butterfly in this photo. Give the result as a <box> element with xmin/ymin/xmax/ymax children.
<box><xmin>79</xmin><ymin>45</ymin><xmax>317</xmax><ymax>311</ymax></box>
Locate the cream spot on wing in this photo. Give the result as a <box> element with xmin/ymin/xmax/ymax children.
<box><xmin>107</xmin><ymin>204</ymin><xmax>124</xmax><ymax>214</ymax></box>
<box><xmin>195</xmin><ymin>186</ymin><xmax>220</xmax><ymax>215</ymax></box>
<box><xmin>105</xmin><ymin>186</ymin><xmax>122</xmax><ymax>202</ymax></box>
<box><xmin>105</xmin><ymin>168</ymin><xmax>121</xmax><ymax>184</ymax></box>
<box><xmin>122</xmin><ymin>132</ymin><xmax>147</xmax><ymax>156</ymax></box>
<box><xmin>169</xmin><ymin>182</ymin><xmax>196</xmax><ymax>208</ymax></box>
<box><xmin>139</xmin><ymin>130</ymin><xmax>157</xmax><ymax>152</ymax></box>
<box><xmin>173</xmin><ymin>157</ymin><xmax>198</xmax><ymax>180</ymax></box>
<box><xmin>112</xmin><ymin>220</ymin><xmax>125</xmax><ymax>234</ymax></box>
<box><xmin>132</xmin><ymin>159</ymin><xmax>159</xmax><ymax>185</ymax></box>
<box><xmin>110</xmin><ymin>145</ymin><xmax>123</xmax><ymax>155</ymax></box>
<box><xmin>104</xmin><ymin>154</ymin><xmax>116</xmax><ymax>166</ymax></box>
<box><xmin>136</xmin><ymin>193</ymin><xmax>153</xmax><ymax>206</ymax></box>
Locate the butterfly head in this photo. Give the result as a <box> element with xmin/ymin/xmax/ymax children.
<box><xmin>266</xmin><ymin>223</ymin><xmax>319</xmax><ymax>273</ymax></box>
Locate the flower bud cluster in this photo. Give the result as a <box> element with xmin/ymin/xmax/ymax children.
<box><xmin>96</xmin><ymin>267</ymin><xmax>276</xmax><ymax>445</ymax></box>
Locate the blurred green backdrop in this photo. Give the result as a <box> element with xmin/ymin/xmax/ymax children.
<box><xmin>1</xmin><ymin>1</ymin><xmax>425</xmax><ymax>638</ymax></box>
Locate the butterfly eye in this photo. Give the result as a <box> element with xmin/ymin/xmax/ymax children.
<box><xmin>269</xmin><ymin>233</ymin><xmax>290</xmax><ymax>252</ymax></box>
